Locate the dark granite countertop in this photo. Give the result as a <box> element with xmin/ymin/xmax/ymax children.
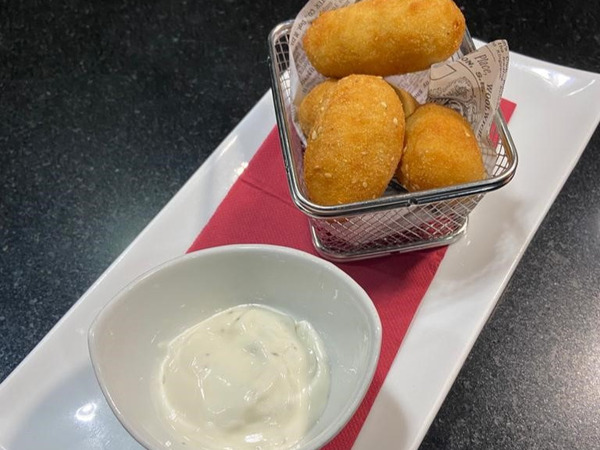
<box><xmin>1</xmin><ymin>0</ymin><xmax>599</xmax><ymax>448</ymax></box>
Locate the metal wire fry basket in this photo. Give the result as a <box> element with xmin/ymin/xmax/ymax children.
<box><xmin>268</xmin><ymin>21</ymin><xmax>518</xmax><ymax>261</ymax></box>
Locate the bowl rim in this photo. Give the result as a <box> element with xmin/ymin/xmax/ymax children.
<box><xmin>88</xmin><ymin>243</ymin><xmax>382</xmax><ymax>450</ymax></box>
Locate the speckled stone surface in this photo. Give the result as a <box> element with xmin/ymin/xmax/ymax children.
<box><xmin>0</xmin><ymin>0</ymin><xmax>599</xmax><ymax>448</ymax></box>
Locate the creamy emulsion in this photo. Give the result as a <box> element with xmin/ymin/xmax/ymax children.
<box><xmin>155</xmin><ymin>304</ymin><xmax>330</xmax><ymax>449</ymax></box>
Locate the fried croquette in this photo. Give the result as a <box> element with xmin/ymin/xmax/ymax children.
<box><xmin>297</xmin><ymin>79</ymin><xmax>337</xmax><ymax>137</ymax></box>
<box><xmin>303</xmin><ymin>0</ymin><xmax>465</xmax><ymax>78</ymax></box>
<box><xmin>304</xmin><ymin>75</ymin><xmax>405</xmax><ymax>205</ymax></box>
<box><xmin>391</xmin><ymin>86</ymin><xmax>420</xmax><ymax>118</ymax></box>
<box><xmin>397</xmin><ymin>103</ymin><xmax>486</xmax><ymax>192</ymax></box>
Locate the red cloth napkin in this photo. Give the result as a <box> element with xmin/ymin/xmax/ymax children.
<box><xmin>188</xmin><ymin>99</ymin><xmax>516</xmax><ymax>448</ymax></box>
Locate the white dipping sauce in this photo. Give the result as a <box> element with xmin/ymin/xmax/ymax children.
<box><xmin>156</xmin><ymin>304</ymin><xmax>330</xmax><ymax>449</ymax></box>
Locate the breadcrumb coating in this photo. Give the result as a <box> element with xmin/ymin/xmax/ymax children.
<box><xmin>304</xmin><ymin>75</ymin><xmax>405</xmax><ymax>205</ymax></box>
<box><xmin>397</xmin><ymin>103</ymin><xmax>486</xmax><ymax>191</ymax></box>
<box><xmin>303</xmin><ymin>0</ymin><xmax>465</xmax><ymax>78</ymax></box>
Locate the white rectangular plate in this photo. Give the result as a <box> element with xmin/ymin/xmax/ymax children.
<box><xmin>1</xmin><ymin>44</ymin><xmax>599</xmax><ymax>450</ymax></box>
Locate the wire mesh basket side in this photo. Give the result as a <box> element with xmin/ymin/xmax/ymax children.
<box><xmin>309</xmin><ymin>194</ymin><xmax>481</xmax><ymax>260</ymax></box>
<box><xmin>269</xmin><ymin>25</ymin><xmax>311</xmax><ymax>204</ymax></box>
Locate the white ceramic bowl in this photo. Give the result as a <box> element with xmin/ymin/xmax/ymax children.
<box><xmin>88</xmin><ymin>244</ymin><xmax>382</xmax><ymax>450</ymax></box>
